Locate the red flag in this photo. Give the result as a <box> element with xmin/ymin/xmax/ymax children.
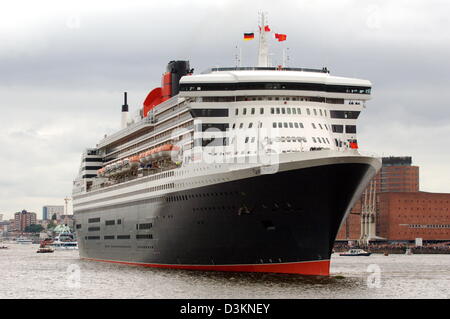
<box><xmin>275</xmin><ymin>33</ymin><xmax>287</xmax><ymax>42</ymax></box>
<box><xmin>264</xmin><ymin>25</ymin><xmax>271</xmax><ymax>32</ymax></box>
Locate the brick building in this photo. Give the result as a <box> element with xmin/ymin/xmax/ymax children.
<box><xmin>377</xmin><ymin>192</ymin><xmax>450</xmax><ymax>242</ymax></box>
<box><xmin>336</xmin><ymin>156</ymin><xmax>450</xmax><ymax>243</ymax></box>
<box><xmin>14</xmin><ymin>210</ymin><xmax>37</xmax><ymax>232</ymax></box>
<box><xmin>375</xmin><ymin>157</ymin><xmax>419</xmax><ymax>193</ymax></box>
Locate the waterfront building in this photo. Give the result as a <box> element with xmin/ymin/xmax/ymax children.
<box><xmin>42</xmin><ymin>205</ymin><xmax>64</xmax><ymax>220</ymax></box>
<box><xmin>377</xmin><ymin>192</ymin><xmax>450</xmax><ymax>242</ymax></box>
<box><xmin>337</xmin><ymin>156</ymin><xmax>450</xmax><ymax>243</ymax></box>
<box><xmin>14</xmin><ymin>210</ymin><xmax>37</xmax><ymax>232</ymax></box>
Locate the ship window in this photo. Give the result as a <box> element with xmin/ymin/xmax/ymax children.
<box><xmin>117</xmin><ymin>219</ymin><xmax>122</xmax><ymax>225</ymax></box>
<box><xmin>260</xmin><ymin>108</ymin><xmax>264</xmax><ymax>114</ymax></box>
<box><xmin>104</xmin><ymin>236</ymin><xmax>114</xmax><ymax>240</ymax></box>
<box><xmin>276</xmin><ymin>108</ymin><xmax>280</xmax><ymax>114</ymax></box>
<box><xmin>306</xmin><ymin>108</ymin><xmax>310</xmax><ymax>115</ymax></box>
<box><xmin>239</xmin><ymin>123</ymin><xmax>244</xmax><ymax>129</ymax></box>
<box><xmin>87</xmin><ymin>236</ymin><xmax>100</xmax><ymax>240</ymax></box>
<box><xmin>345</xmin><ymin>125</ymin><xmax>357</xmax><ymax>134</ymax></box>
<box><xmin>287</xmin><ymin>108</ymin><xmax>291</xmax><ymax>114</ymax></box>
<box><xmin>281</xmin><ymin>108</ymin><xmax>286</xmax><ymax>114</ymax></box>
<box><xmin>289</xmin><ymin>123</ymin><xmax>293</xmax><ymax>128</ymax></box>
<box><xmin>292</xmin><ymin>108</ymin><xmax>297</xmax><ymax>114</ymax></box>
<box><xmin>88</xmin><ymin>217</ymin><xmax>100</xmax><ymax>223</ymax></box>
<box><xmin>139</xmin><ymin>223</ymin><xmax>153</xmax><ymax>230</ymax></box>
<box><xmin>318</xmin><ymin>124</ymin><xmax>323</xmax><ymax>130</ymax></box>
<box><xmin>201</xmin><ymin>123</ymin><xmax>229</xmax><ymax>132</ymax></box>
<box><xmin>190</xmin><ymin>108</ymin><xmax>229</xmax><ymax>117</ymax></box>
<box><xmin>76</xmin><ymin>224</ymin><xmax>82</xmax><ymax>229</ymax></box>
<box><xmin>136</xmin><ymin>234</ymin><xmax>153</xmax><ymax>240</ymax></box>
<box><xmin>332</xmin><ymin>125</ymin><xmax>344</xmax><ymax>133</ymax></box>
<box><xmin>283</xmin><ymin>123</ymin><xmax>288</xmax><ymax>128</ymax></box>
<box><xmin>320</xmin><ymin>109</ymin><xmax>323</xmax><ymax>116</ymax></box>
<box><xmin>235</xmin><ymin>109</ymin><xmax>238</xmax><ymax>116</ymax></box>
<box><xmin>312</xmin><ymin>123</ymin><xmax>316</xmax><ymax>129</ymax></box>
<box><xmin>330</xmin><ymin>110</ymin><xmax>360</xmax><ymax>119</ymax></box>
<box><xmin>313</xmin><ymin>109</ymin><xmax>317</xmax><ymax>116</ymax></box>
<box><xmin>251</xmin><ymin>137</ymin><xmax>255</xmax><ymax>143</ymax></box>
<box><xmin>271</xmin><ymin>108</ymin><xmax>275</xmax><ymax>114</ymax></box>
<box><xmin>248</xmin><ymin>123</ymin><xmax>253</xmax><ymax>128</ymax></box>
<box><xmin>299</xmin><ymin>123</ymin><xmax>304</xmax><ymax>128</ymax></box>
<box><xmin>243</xmin><ymin>108</ymin><xmax>247</xmax><ymax>115</ymax></box>
<box><xmin>312</xmin><ymin>137</ymin><xmax>317</xmax><ymax>143</ymax></box>
<box><xmin>278</xmin><ymin>122</ymin><xmax>282</xmax><ymax>128</ymax></box>
<box><xmin>105</xmin><ymin>220</ymin><xmax>115</xmax><ymax>226</ymax></box>
<box><xmin>251</xmin><ymin>108</ymin><xmax>255</xmax><ymax>115</ymax></box>
<box><xmin>117</xmin><ymin>235</ymin><xmax>130</xmax><ymax>240</ymax></box>
<box><xmin>245</xmin><ymin>137</ymin><xmax>249</xmax><ymax>143</ymax></box>
<box><xmin>232</xmin><ymin>123</ymin><xmax>236</xmax><ymax>129</ymax></box>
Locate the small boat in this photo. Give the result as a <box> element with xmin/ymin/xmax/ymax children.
<box><xmin>340</xmin><ymin>249</ymin><xmax>371</xmax><ymax>256</ymax></box>
<box><xmin>0</xmin><ymin>246</ymin><xmax>8</xmax><ymax>250</ymax></box>
<box><xmin>37</xmin><ymin>247</ymin><xmax>54</xmax><ymax>253</ymax></box>
<box><xmin>405</xmin><ymin>248</ymin><xmax>413</xmax><ymax>255</ymax></box>
<box><xmin>49</xmin><ymin>232</ymin><xmax>78</xmax><ymax>250</ymax></box>
<box><xmin>16</xmin><ymin>237</ymin><xmax>33</xmax><ymax>244</ymax></box>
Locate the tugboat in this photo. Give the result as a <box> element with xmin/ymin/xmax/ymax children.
<box><xmin>37</xmin><ymin>247</ymin><xmax>54</xmax><ymax>253</ymax></box>
<box><xmin>340</xmin><ymin>249</ymin><xmax>371</xmax><ymax>256</ymax></box>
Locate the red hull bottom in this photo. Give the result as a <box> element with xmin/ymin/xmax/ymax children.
<box><xmin>81</xmin><ymin>258</ymin><xmax>330</xmax><ymax>276</ymax></box>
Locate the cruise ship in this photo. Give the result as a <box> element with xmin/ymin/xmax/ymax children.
<box><xmin>72</xmin><ymin>15</ymin><xmax>381</xmax><ymax>276</ymax></box>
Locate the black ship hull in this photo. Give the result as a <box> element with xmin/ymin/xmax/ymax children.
<box><xmin>76</xmin><ymin>161</ymin><xmax>376</xmax><ymax>276</ymax></box>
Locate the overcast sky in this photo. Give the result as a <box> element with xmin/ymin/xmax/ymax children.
<box><xmin>1</xmin><ymin>0</ymin><xmax>449</xmax><ymax>220</ymax></box>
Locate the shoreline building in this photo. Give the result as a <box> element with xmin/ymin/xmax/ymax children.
<box><xmin>337</xmin><ymin>156</ymin><xmax>450</xmax><ymax>243</ymax></box>
<box><xmin>42</xmin><ymin>205</ymin><xmax>64</xmax><ymax>221</ymax></box>
<box><xmin>14</xmin><ymin>210</ymin><xmax>37</xmax><ymax>232</ymax></box>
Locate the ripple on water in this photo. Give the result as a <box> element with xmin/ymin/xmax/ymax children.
<box><xmin>1</xmin><ymin>245</ymin><xmax>449</xmax><ymax>299</ymax></box>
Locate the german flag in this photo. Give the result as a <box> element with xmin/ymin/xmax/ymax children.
<box><xmin>244</xmin><ymin>33</ymin><xmax>255</xmax><ymax>41</ymax></box>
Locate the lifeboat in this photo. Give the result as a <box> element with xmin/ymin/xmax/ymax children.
<box><xmin>129</xmin><ymin>155</ymin><xmax>140</xmax><ymax>168</ymax></box>
<box><xmin>151</xmin><ymin>144</ymin><xmax>180</xmax><ymax>161</ymax></box>
<box><xmin>137</xmin><ymin>144</ymin><xmax>180</xmax><ymax>165</ymax></box>
<box><xmin>97</xmin><ymin>167</ymin><xmax>105</xmax><ymax>177</ymax></box>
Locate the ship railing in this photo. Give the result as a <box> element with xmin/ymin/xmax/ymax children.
<box><xmin>104</xmin><ymin>114</ymin><xmax>193</xmax><ymax>156</ymax></box>
<box><xmin>104</xmin><ymin>124</ymin><xmax>194</xmax><ymax>164</ymax></box>
<box><xmin>97</xmin><ymin>117</ymin><xmax>155</xmax><ymax>148</ymax></box>
<box><xmin>202</xmin><ymin>66</ymin><xmax>330</xmax><ymax>74</ymax></box>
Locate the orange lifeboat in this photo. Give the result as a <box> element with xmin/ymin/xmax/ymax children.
<box><xmin>129</xmin><ymin>155</ymin><xmax>140</xmax><ymax>168</ymax></box>
<box><xmin>151</xmin><ymin>144</ymin><xmax>180</xmax><ymax>160</ymax></box>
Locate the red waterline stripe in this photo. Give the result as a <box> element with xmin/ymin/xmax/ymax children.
<box><xmin>81</xmin><ymin>258</ymin><xmax>330</xmax><ymax>276</ymax></box>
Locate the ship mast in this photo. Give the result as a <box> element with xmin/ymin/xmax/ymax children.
<box><xmin>257</xmin><ymin>12</ymin><xmax>270</xmax><ymax>67</ymax></box>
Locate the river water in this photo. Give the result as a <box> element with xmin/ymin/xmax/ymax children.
<box><xmin>1</xmin><ymin>244</ymin><xmax>449</xmax><ymax>299</ymax></box>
